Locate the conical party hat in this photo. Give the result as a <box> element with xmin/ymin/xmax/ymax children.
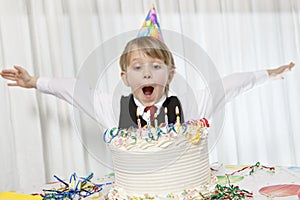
<box><xmin>137</xmin><ymin>5</ymin><xmax>163</xmax><ymax>41</ymax></box>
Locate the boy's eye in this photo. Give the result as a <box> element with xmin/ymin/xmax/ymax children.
<box><xmin>134</xmin><ymin>66</ymin><xmax>142</xmax><ymax>70</ymax></box>
<box><xmin>153</xmin><ymin>65</ymin><xmax>161</xmax><ymax>69</ymax></box>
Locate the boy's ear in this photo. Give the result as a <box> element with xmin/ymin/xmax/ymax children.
<box><xmin>121</xmin><ymin>71</ymin><xmax>129</xmax><ymax>86</ymax></box>
<box><xmin>167</xmin><ymin>68</ymin><xmax>175</xmax><ymax>84</ymax></box>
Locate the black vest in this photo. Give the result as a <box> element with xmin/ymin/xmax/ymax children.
<box><xmin>118</xmin><ymin>94</ymin><xmax>184</xmax><ymax>129</ymax></box>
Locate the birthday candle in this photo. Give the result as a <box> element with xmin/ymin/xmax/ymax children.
<box><xmin>146</xmin><ymin>110</ymin><xmax>151</xmax><ymax>132</ymax></box>
<box><xmin>175</xmin><ymin>106</ymin><xmax>180</xmax><ymax>125</ymax></box>
<box><xmin>154</xmin><ymin>113</ymin><xmax>158</xmax><ymax>130</ymax></box>
<box><xmin>154</xmin><ymin>113</ymin><xmax>160</xmax><ymax>140</ymax></box>
<box><xmin>175</xmin><ymin>106</ymin><xmax>181</xmax><ymax>133</ymax></box>
<box><xmin>136</xmin><ymin>108</ymin><xmax>142</xmax><ymax>138</ymax></box>
<box><xmin>164</xmin><ymin>107</ymin><xmax>168</xmax><ymax>126</ymax></box>
<box><xmin>164</xmin><ymin>107</ymin><xmax>169</xmax><ymax>133</ymax></box>
<box><xmin>146</xmin><ymin>110</ymin><xmax>154</xmax><ymax>140</ymax></box>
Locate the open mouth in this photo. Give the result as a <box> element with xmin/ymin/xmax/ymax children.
<box><xmin>142</xmin><ymin>86</ymin><xmax>154</xmax><ymax>96</ymax></box>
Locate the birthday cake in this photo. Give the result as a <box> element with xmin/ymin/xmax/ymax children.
<box><xmin>104</xmin><ymin>118</ymin><xmax>217</xmax><ymax>199</ymax></box>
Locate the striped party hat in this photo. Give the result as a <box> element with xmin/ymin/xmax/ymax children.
<box><xmin>137</xmin><ymin>5</ymin><xmax>163</xmax><ymax>41</ymax></box>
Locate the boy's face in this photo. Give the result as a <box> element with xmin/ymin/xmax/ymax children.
<box><xmin>121</xmin><ymin>50</ymin><xmax>174</xmax><ymax>106</ymax></box>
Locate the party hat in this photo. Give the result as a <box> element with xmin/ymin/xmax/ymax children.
<box><xmin>137</xmin><ymin>5</ymin><xmax>163</xmax><ymax>41</ymax></box>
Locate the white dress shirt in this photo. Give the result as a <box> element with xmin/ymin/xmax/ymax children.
<box><xmin>133</xmin><ymin>95</ymin><xmax>166</xmax><ymax>121</ymax></box>
<box><xmin>37</xmin><ymin>70</ymin><xmax>269</xmax><ymax>129</ymax></box>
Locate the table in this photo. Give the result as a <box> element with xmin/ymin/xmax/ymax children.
<box><xmin>212</xmin><ymin>163</ymin><xmax>300</xmax><ymax>199</ymax></box>
<box><xmin>1</xmin><ymin>163</ymin><xmax>299</xmax><ymax>199</ymax></box>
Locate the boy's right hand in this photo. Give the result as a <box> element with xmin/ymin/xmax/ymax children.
<box><xmin>0</xmin><ymin>66</ymin><xmax>37</xmax><ymax>88</ymax></box>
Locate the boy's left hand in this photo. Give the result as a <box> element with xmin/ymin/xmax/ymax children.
<box><xmin>267</xmin><ymin>62</ymin><xmax>295</xmax><ymax>80</ymax></box>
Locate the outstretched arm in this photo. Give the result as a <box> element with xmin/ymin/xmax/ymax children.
<box><xmin>0</xmin><ymin>66</ymin><xmax>78</xmax><ymax>104</ymax></box>
<box><xmin>0</xmin><ymin>66</ymin><xmax>79</xmax><ymax>109</ymax></box>
<box><xmin>0</xmin><ymin>65</ymin><xmax>37</xmax><ymax>88</ymax></box>
<box><xmin>1</xmin><ymin>65</ymin><xmax>115</xmax><ymax>127</ymax></box>
<box><xmin>190</xmin><ymin>62</ymin><xmax>295</xmax><ymax>119</ymax></box>
<box><xmin>223</xmin><ymin>62</ymin><xmax>295</xmax><ymax>103</ymax></box>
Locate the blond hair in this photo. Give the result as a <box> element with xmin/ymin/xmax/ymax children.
<box><xmin>119</xmin><ymin>36</ymin><xmax>175</xmax><ymax>94</ymax></box>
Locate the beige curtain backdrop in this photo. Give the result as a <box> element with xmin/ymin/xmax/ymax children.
<box><xmin>0</xmin><ymin>0</ymin><xmax>299</xmax><ymax>192</ymax></box>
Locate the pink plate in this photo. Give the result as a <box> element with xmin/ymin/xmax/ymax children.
<box><xmin>259</xmin><ymin>184</ymin><xmax>300</xmax><ymax>197</ymax></box>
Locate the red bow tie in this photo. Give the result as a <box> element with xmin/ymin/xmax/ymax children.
<box><xmin>144</xmin><ymin>106</ymin><xmax>157</xmax><ymax>122</ymax></box>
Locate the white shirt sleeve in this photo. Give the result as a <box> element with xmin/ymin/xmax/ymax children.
<box><xmin>37</xmin><ymin>77</ymin><xmax>76</xmax><ymax>103</ymax></box>
<box><xmin>222</xmin><ymin>70</ymin><xmax>269</xmax><ymax>103</ymax></box>
<box><xmin>36</xmin><ymin>77</ymin><xmax>116</xmax><ymax>128</ymax></box>
<box><xmin>190</xmin><ymin>70</ymin><xmax>269</xmax><ymax>120</ymax></box>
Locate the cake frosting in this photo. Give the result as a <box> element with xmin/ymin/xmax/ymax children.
<box><xmin>104</xmin><ymin>119</ymin><xmax>215</xmax><ymax>199</ymax></box>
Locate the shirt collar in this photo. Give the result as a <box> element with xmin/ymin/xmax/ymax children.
<box><xmin>133</xmin><ymin>95</ymin><xmax>167</xmax><ymax>115</ymax></box>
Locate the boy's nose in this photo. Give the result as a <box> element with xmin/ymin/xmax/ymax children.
<box><xmin>143</xmin><ymin>74</ymin><xmax>152</xmax><ymax>79</ymax></box>
<box><xmin>143</xmin><ymin>68</ymin><xmax>152</xmax><ymax>79</ymax></box>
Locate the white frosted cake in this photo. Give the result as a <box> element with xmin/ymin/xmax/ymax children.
<box><xmin>104</xmin><ymin>119</ymin><xmax>216</xmax><ymax>199</ymax></box>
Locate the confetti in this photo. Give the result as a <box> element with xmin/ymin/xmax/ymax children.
<box><xmin>42</xmin><ymin>173</ymin><xmax>113</xmax><ymax>200</ymax></box>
